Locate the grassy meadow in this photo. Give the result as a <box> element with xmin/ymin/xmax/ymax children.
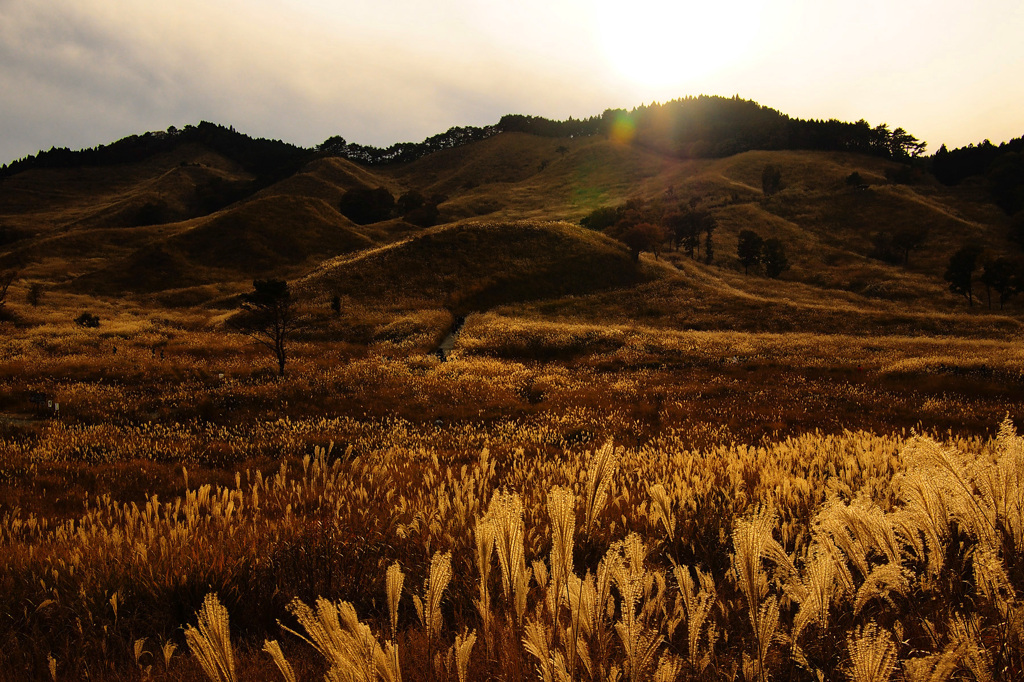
<box><xmin>1</xmin><ymin>283</ymin><xmax>1023</xmax><ymax>680</ymax></box>
<box><xmin>2</xmin><ymin>132</ymin><xmax>1024</xmax><ymax>680</ymax></box>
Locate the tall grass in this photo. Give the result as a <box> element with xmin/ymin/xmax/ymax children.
<box><xmin>2</xmin><ymin>420</ymin><xmax>1022</xmax><ymax>679</ymax></box>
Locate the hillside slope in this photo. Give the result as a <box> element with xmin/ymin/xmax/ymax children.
<box><xmin>1</xmin><ymin>128</ymin><xmax>1020</xmax><ymax>329</ymax></box>
<box><xmin>0</xmin><ymin>144</ymin><xmax>252</xmax><ymax>234</ymax></box>
<box><xmin>299</xmin><ymin>220</ymin><xmax>648</xmax><ymax>312</ymax></box>
<box><xmin>75</xmin><ymin>194</ymin><xmax>375</xmax><ymax>294</ymax></box>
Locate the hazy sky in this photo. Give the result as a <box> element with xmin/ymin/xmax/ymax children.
<box><xmin>2</xmin><ymin>0</ymin><xmax>1022</xmax><ymax>165</ymax></box>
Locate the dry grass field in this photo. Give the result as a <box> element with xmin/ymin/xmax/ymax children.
<box><xmin>2</xmin><ymin>129</ymin><xmax>1023</xmax><ymax>679</ymax></box>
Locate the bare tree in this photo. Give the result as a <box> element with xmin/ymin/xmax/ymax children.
<box><xmin>231</xmin><ymin>279</ymin><xmax>296</xmax><ymax>376</ymax></box>
<box><xmin>0</xmin><ymin>270</ymin><xmax>17</xmax><ymax>312</ymax></box>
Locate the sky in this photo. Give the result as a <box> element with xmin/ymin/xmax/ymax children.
<box><xmin>1</xmin><ymin>0</ymin><xmax>1023</xmax><ymax>165</ymax></box>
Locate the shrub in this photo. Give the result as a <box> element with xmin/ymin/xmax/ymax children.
<box><xmin>74</xmin><ymin>312</ymin><xmax>100</xmax><ymax>327</ymax></box>
<box><xmin>338</xmin><ymin>187</ymin><xmax>395</xmax><ymax>225</ymax></box>
<box><xmin>580</xmin><ymin>206</ymin><xmax>622</xmax><ymax>231</ymax></box>
<box><xmin>763</xmin><ymin>238</ymin><xmax>789</xmax><ymax>278</ymax></box>
<box><xmin>27</xmin><ymin>282</ymin><xmax>43</xmax><ymax>306</ymax></box>
<box><xmin>762</xmin><ymin>164</ymin><xmax>783</xmax><ymax>195</ymax></box>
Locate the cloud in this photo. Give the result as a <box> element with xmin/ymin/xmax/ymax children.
<box><xmin>1</xmin><ymin>0</ymin><xmax>1022</xmax><ymax>164</ymax></box>
<box><xmin>0</xmin><ymin>0</ymin><xmax>619</xmax><ymax>163</ymax></box>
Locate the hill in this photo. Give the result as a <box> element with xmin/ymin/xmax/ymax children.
<box><xmin>0</xmin><ymin>143</ymin><xmax>251</xmax><ymax>231</ymax></box>
<box><xmin>75</xmin><ymin>194</ymin><xmax>374</xmax><ymax>296</ymax></box>
<box><xmin>0</xmin><ymin>103</ymin><xmax>1021</xmax><ymax>332</ymax></box>
<box><xmin>300</xmin><ymin>220</ymin><xmax>648</xmax><ymax>313</ymax></box>
<box><xmin>3</xmin><ymin>101</ymin><xmax>1024</xmax><ymax>682</ymax></box>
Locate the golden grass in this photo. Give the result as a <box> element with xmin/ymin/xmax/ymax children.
<box><xmin>0</xmin><ymin>197</ymin><xmax>1023</xmax><ymax>679</ymax></box>
<box><xmin>3</xmin><ymin>420</ymin><xmax>1023</xmax><ymax>679</ymax></box>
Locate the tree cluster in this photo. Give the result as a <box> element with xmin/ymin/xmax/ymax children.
<box><xmin>581</xmin><ymin>196</ymin><xmax>717</xmax><ymax>263</ymax></box>
<box><xmin>337</xmin><ymin>187</ymin><xmax>444</xmax><ymax>227</ymax></box>
<box><xmin>737</xmin><ymin>230</ymin><xmax>789</xmax><ymax>278</ymax></box>
<box><xmin>869</xmin><ymin>228</ymin><xmax>929</xmax><ymax>266</ymax></box>
<box><xmin>0</xmin><ymin>122</ymin><xmax>309</xmax><ymax>186</ymax></box>
<box><xmin>931</xmin><ymin>137</ymin><xmax>1024</xmax><ymax>216</ymax></box>
<box><xmin>944</xmin><ymin>245</ymin><xmax>1024</xmax><ymax>309</ymax></box>
<box><xmin>664</xmin><ymin>207</ymin><xmax>716</xmax><ymax>261</ymax></box>
<box><xmin>3</xmin><ymin>97</ymin><xmax>931</xmax><ymax>183</ymax></box>
<box><xmin>331</xmin><ymin>125</ymin><xmax>501</xmax><ymax>165</ymax></box>
<box><xmin>497</xmin><ymin>114</ymin><xmax>603</xmax><ymax>138</ymax></box>
<box><xmin>601</xmin><ymin>96</ymin><xmax>926</xmax><ymax>161</ymax></box>
<box><xmin>320</xmin><ymin>100</ymin><xmax>926</xmax><ymax>167</ymax></box>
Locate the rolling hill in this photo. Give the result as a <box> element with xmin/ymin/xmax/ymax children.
<box><xmin>299</xmin><ymin>220</ymin><xmax>648</xmax><ymax>313</ymax></box>
<box><xmin>0</xmin><ymin>112</ymin><xmax>1020</xmax><ymax>337</ymax></box>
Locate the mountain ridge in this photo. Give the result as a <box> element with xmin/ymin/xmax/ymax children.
<box><xmin>1</xmin><ymin>94</ymin><xmax>944</xmax><ymax>175</ymax></box>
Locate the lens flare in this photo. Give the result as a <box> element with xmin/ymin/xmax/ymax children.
<box><xmin>610</xmin><ymin>113</ymin><xmax>636</xmax><ymax>144</ymax></box>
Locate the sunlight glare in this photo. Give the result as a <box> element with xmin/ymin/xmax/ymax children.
<box><xmin>595</xmin><ymin>0</ymin><xmax>765</xmax><ymax>89</ymax></box>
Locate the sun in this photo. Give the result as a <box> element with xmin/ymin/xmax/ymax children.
<box><xmin>594</xmin><ymin>0</ymin><xmax>765</xmax><ymax>90</ymax></box>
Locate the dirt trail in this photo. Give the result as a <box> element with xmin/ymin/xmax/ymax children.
<box><xmin>433</xmin><ymin>315</ymin><xmax>467</xmax><ymax>360</ymax></box>
<box><xmin>650</xmin><ymin>255</ymin><xmax>921</xmax><ymax>318</ymax></box>
<box><xmin>716</xmin><ymin>173</ymin><xmax>761</xmax><ymax>194</ymax></box>
<box><xmin>885</xmin><ymin>185</ymin><xmax>987</xmax><ymax>229</ymax></box>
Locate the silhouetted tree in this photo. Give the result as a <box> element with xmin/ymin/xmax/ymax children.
<box><xmin>669</xmin><ymin>211</ymin><xmax>702</xmax><ymax>257</ymax></box>
<box><xmin>980</xmin><ymin>257</ymin><xmax>1019</xmax><ymax>309</ymax></box>
<box><xmin>737</xmin><ymin>230</ymin><xmax>764</xmax><ymax>274</ymax></box>
<box><xmin>330</xmin><ymin>294</ymin><xmax>342</xmax><ymax>316</ymax></box>
<box><xmin>944</xmin><ymin>245</ymin><xmax>983</xmax><ymax>306</ymax></box>
<box><xmin>397</xmin><ymin>190</ymin><xmax>443</xmax><ymax>227</ymax></box>
<box><xmin>846</xmin><ymin>172</ymin><xmax>864</xmax><ymax>186</ymax></box>
<box><xmin>396</xmin><ymin>190</ymin><xmax>424</xmax><ymax>214</ymax></box>
<box><xmin>233</xmin><ymin>279</ymin><xmax>296</xmax><ymax>376</ymax></box>
<box><xmin>893</xmin><ymin>228</ymin><xmax>928</xmax><ymax>266</ymax></box>
<box><xmin>318</xmin><ymin>135</ymin><xmax>348</xmax><ymax>156</ymax></box>
<box><xmin>338</xmin><ymin>187</ymin><xmax>395</xmax><ymax>225</ymax></box>
<box><xmin>889</xmin><ymin>127</ymin><xmax>927</xmax><ymax>159</ymax></box>
<box><xmin>704</xmin><ymin>218</ymin><xmax>716</xmax><ymax>264</ymax></box>
<box><xmin>615</xmin><ymin>198</ymin><xmax>650</xmax><ymax>228</ymax></box>
<box><xmin>870</xmin><ymin>124</ymin><xmax>893</xmax><ymax>157</ymax></box>
<box><xmin>27</xmin><ymin>282</ymin><xmax>43</xmax><ymax>307</ymax></box>
<box><xmin>663</xmin><ymin>211</ymin><xmax>686</xmax><ymax>251</ymax></box>
<box><xmin>761</xmin><ymin>165</ymin><xmax>783</xmax><ymax>196</ymax></box>
<box><xmin>0</xmin><ymin>270</ymin><xmax>15</xmax><ymax>312</ymax></box>
<box><xmin>1010</xmin><ymin>211</ymin><xmax>1024</xmax><ymax>248</ymax></box>
<box><xmin>870</xmin><ymin>231</ymin><xmax>900</xmax><ymax>264</ymax></box>
<box><xmin>762</xmin><ymin>238</ymin><xmax>789</xmax><ymax>278</ymax></box>
<box><xmin>620</xmin><ymin>222</ymin><xmax>665</xmax><ymax>261</ymax></box>
<box><xmin>580</xmin><ymin>206</ymin><xmax>622</xmax><ymax>231</ymax></box>
<box><xmin>989</xmin><ymin>152</ymin><xmax>1024</xmax><ymax>215</ymax></box>
<box><xmin>871</xmin><ymin>228</ymin><xmax>928</xmax><ymax>266</ymax></box>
